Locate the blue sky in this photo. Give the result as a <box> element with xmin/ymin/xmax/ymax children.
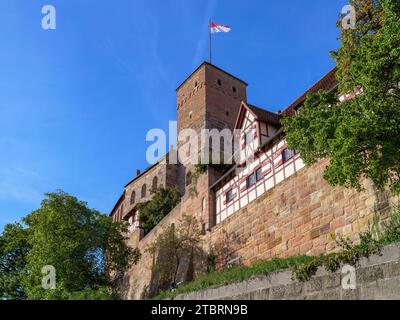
<box><xmin>0</xmin><ymin>0</ymin><xmax>345</xmax><ymax>231</ymax></box>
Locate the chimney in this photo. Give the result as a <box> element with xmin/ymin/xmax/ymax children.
<box><xmin>136</xmin><ymin>169</ymin><xmax>141</xmax><ymax>176</ymax></box>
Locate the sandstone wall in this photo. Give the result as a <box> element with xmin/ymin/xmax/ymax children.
<box><xmin>125</xmin><ymin>159</ymin><xmax>398</xmax><ymax>299</ymax></box>
<box><xmin>174</xmin><ymin>243</ymin><xmax>400</xmax><ymax>300</ymax></box>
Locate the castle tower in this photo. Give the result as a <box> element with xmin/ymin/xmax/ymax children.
<box><xmin>177</xmin><ymin>62</ymin><xmax>248</xmax><ymax>140</ymax></box>
<box><xmin>176</xmin><ymin>62</ymin><xmax>248</xmax><ymax>229</ymax></box>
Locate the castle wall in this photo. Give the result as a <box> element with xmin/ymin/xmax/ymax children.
<box><xmin>174</xmin><ymin>243</ymin><xmax>400</xmax><ymax>300</ymax></box>
<box><xmin>208</xmin><ymin>159</ymin><xmax>398</xmax><ymax>267</ymax></box>
<box><xmin>125</xmin><ymin>158</ymin><xmax>398</xmax><ymax>299</ymax></box>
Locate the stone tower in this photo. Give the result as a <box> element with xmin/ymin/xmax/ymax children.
<box><xmin>175</xmin><ymin>62</ymin><xmax>248</xmax><ymax>229</ymax></box>
<box><xmin>177</xmin><ymin>62</ymin><xmax>248</xmax><ymax>140</ymax></box>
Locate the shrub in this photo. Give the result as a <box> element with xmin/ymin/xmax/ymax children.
<box><xmin>293</xmin><ymin>207</ymin><xmax>400</xmax><ymax>282</ymax></box>
<box><xmin>138</xmin><ymin>187</ymin><xmax>181</xmax><ymax>235</ymax></box>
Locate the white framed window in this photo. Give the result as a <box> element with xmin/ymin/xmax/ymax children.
<box><xmin>246</xmin><ymin>173</ymin><xmax>256</xmax><ymax>188</ymax></box>
<box><xmin>226</xmin><ymin>189</ymin><xmax>234</xmax><ymax>203</ymax></box>
<box><xmin>282</xmin><ymin>148</ymin><xmax>296</xmax><ymax>163</ymax></box>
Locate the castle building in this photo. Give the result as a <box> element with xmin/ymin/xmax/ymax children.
<box><xmin>110</xmin><ymin>62</ymin><xmax>336</xmax><ymax>233</ymax></box>
<box><xmin>109</xmin><ymin>63</ymin><xmax>395</xmax><ymax>299</ymax></box>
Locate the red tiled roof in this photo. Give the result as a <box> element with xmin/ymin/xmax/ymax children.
<box><xmin>234</xmin><ymin>102</ymin><xmax>281</xmax><ymax>130</ymax></box>
<box><xmin>247</xmin><ymin>104</ymin><xmax>281</xmax><ymax>126</ymax></box>
<box><xmin>281</xmin><ymin>67</ymin><xmax>338</xmax><ymax>117</ymax></box>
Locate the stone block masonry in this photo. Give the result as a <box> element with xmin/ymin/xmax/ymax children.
<box><xmin>207</xmin><ymin>158</ymin><xmax>398</xmax><ymax>268</ymax></box>
<box><xmin>125</xmin><ymin>156</ymin><xmax>398</xmax><ymax>299</ymax></box>
<box><xmin>173</xmin><ymin>243</ymin><xmax>400</xmax><ymax>300</ymax></box>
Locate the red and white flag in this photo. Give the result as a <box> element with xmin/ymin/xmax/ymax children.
<box><xmin>210</xmin><ymin>22</ymin><xmax>231</xmax><ymax>33</ymax></box>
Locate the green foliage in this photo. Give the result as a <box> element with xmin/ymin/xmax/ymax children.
<box><xmin>293</xmin><ymin>207</ymin><xmax>400</xmax><ymax>282</ymax></box>
<box><xmin>0</xmin><ymin>190</ymin><xmax>140</xmax><ymax>300</ymax></box>
<box><xmin>68</xmin><ymin>287</ymin><xmax>111</xmax><ymax>300</ymax></box>
<box><xmin>147</xmin><ymin>215</ymin><xmax>202</xmax><ymax>294</ymax></box>
<box><xmin>138</xmin><ymin>187</ymin><xmax>181</xmax><ymax>235</ymax></box>
<box><xmin>0</xmin><ymin>223</ymin><xmax>31</xmax><ymax>300</ymax></box>
<box><xmin>206</xmin><ymin>249</ymin><xmax>216</xmax><ymax>273</ymax></box>
<box><xmin>282</xmin><ymin>0</ymin><xmax>400</xmax><ymax>194</ymax></box>
<box><xmin>194</xmin><ymin>152</ymin><xmax>232</xmax><ymax>177</ymax></box>
<box><xmin>152</xmin><ymin>256</ymin><xmax>314</xmax><ymax>300</ymax></box>
<box><xmin>379</xmin><ymin>206</ymin><xmax>400</xmax><ymax>244</ymax></box>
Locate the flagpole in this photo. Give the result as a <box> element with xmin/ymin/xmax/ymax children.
<box><xmin>209</xmin><ymin>18</ymin><xmax>212</xmax><ymax>64</ymax></box>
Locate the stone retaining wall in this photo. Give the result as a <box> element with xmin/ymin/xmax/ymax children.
<box><xmin>174</xmin><ymin>243</ymin><xmax>400</xmax><ymax>300</ymax></box>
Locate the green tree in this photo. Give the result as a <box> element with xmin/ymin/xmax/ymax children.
<box><xmin>146</xmin><ymin>215</ymin><xmax>203</xmax><ymax>295</ymax></box>
<box><xmin>282</xmin><ymin>0</ymin><xmax>400</xmax><ymax>194</ymax></box>
<box><xmin>0</xmin><ymin>223</ymin><xmax>30</xmax><ymax>300</ymax></box>
<box><xmin>138</xmin><ymin>187</ymin><xmax>181</xmax><ymax>235</ymax></box>
<box><xmin>0</xmin><ymin>190</ymin><xmax>140</xmax><ymax>300</ymax></box>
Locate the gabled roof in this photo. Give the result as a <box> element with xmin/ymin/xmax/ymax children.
<box><xmin>247</xmin><ymin>104</ymin><xmax>281</xmax><ymax>126</ymax></box>
<box><xmin>234</xmin><ymin>101</ymin><xmax>281</xmax><ymax>130</ymax></box>
<box><xmin>282</xmin><ymin>67</ymin><xmax>338</xmax><ymax>117</ymax></box>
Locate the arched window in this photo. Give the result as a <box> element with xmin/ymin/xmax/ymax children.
<box><xmin>186</xmin><ymin>171</ymin><xmax>192</xmax><ymax>186</ymax></box>
<box><xmin>130</xmin><ymin>191</ymin><xmax>136</xmax><ymax>205</ymax></box>
<box><xmin>141</xmin><ymin>184</ymin><xmax>147</xmax><ymax>198</ymax></box>
<box><xmin>152</xmin><ymin>176</ymin><xmax>158</xmax><ymax>191</ymax></box>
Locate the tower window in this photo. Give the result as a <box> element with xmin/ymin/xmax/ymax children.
<box><xmin>195</xmin><ymin>81</ymin><xmax>198</xmax><ymax>87</ymax></box>
<box><xmin>152</xmin><ymin>176</ymin><xmax>158</xmax><ymax>192</ymax></box>
<box><xmin>141</xmin><ymin>184</ymin><xmax>147</xmax><ymax>198</ymax></box>
<box><xmin>130</xmin><ymin>191</ymin><xmax>136</xmax><ymax>205</ymax></box>
<box><xmin>226</xmin><ymin>111</ymin><xmax>230</xmax><ymax>117</ymax></box>
<box><xmin>217</xmin><ymin>79</ymin><xmax>222</xmax><ymax>86</ymax></box>
<box><xmin>232</xmin><ymin>86</ymin><xmax>237</xmax><ymax>93</ymax></box>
